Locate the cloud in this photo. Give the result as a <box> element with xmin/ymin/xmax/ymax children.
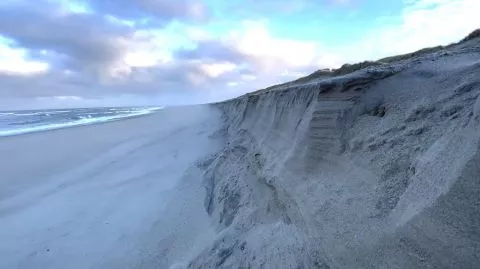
<box><xmin>0</xmin><ymin>0</ymin><xmax>134</xmax><ymax>79</ymax></box>
<box><xmin>174</xmin><ymin>40</ymin><xmax>245</xmax><ymax>63</ymax></box>
<box><xmin>0</xmin><ymin>0</ymin><xmax>208</xmax><ymax>104</ymax></box>
<box><xmin>227</xmin><ymin>0</ymin><xmax>310</xmax><ymax>15</ymax></box>
<box><xmin>0</xmin><ymin>0</ymin><xmax>328</xmax><ymax>109</ymax></box>
<box><xmin>86</xmin><ymin>0</ymin><xmax>210</xmax><ymax>24</ymax></box>
<box><xmin>337</xmin><ymin>0</ymin><xmax>480</xmax><ymax>62</ymax></box>
<box><xmin>201</xmin><ymin>62</ymin><xmax>237</xmax><ymax>78</ymax></box>
<box><xmin>171</xmin><ymin>20</ymin><xmax>331</xmax><ymax>93</ymax></box>
<box><xmin>221</xmin><ymin>0</ymin><xmax>357</xmax><ymax>17</ymax></box>
<box><xmin>0</xmin><ymin>41</ymin><xmax>48</xmax><ymax>75</ymax></box>
<box><xmin>228</xmin><ymin>21</ymin><xmax>322</xmax><ymax>71</ymax></box>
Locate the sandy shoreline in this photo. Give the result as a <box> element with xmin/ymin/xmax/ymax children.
<box><xmin>0</xmin><ymin>106</ymin><xmax>222</xmax><ymax>269</ymax></box>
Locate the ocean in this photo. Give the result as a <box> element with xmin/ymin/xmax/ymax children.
<box><xmin>0</xmin><ymin>106</ymin><xmax>163</xmax><ymax>137</ymax></box>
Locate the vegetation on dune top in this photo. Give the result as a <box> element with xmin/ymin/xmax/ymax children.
<box><xmin>249</xmin><ymin>29</ymin><xmax>480</xmax><ymax>95</ymax></box>
<box><xmin>461</xmin><ymin>29</ymin><xmax>480</xmax><ymax>42</ymax></box>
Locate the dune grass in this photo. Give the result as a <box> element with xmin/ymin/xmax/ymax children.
<box><xmin>249</xmin><ymin>29</ymin><xmax>480</xmax><ymax>95</ymax></box>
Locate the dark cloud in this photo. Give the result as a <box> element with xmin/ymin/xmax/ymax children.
<box><xmin>221</xmin><ymin>0</ymin><xmax>310</xmax><ymax>18</ymax></box>
<box><xmin>172</xmin><ymin>39</ymin><xmax>264</xmax><ymax>83</ymax></box>
<box><xmin>86</xmin><ymin>0</ymin><xmax>210</xmax><ymax>24</ymax></box>
<box><xmin>0</xmin><ymin>0</ymin><xmax>133</xmax><ymax>75</ymax></box>
<box><xmin>0</xmin><ymin>71</ymin><xmax>97</xmax><ymax>99</ymax></box>
<box><xmin>0</xmin><ymin>57</ymin><xmax>233</xmax><ymax>98</ymax></box>
<box><xmin>174</xmin><ymin>40</ymin><xmax>246</xmax><ymax>63</ymax></box>
<box><xmin>117</xmin><ymin>61</ymin><xmax>229</xmax><ymax>93</ymax></box>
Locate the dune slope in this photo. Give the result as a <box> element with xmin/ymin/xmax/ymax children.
<box><xmin>187</xmin><ymin>35</ymin><xmax>480</xmax><ymax>268</ymax></box>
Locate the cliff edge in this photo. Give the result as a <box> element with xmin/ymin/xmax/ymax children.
<box><xmin>182</xmin><ymin>31</ymin><xmax>480</xmax><ymax>268</ymax></box>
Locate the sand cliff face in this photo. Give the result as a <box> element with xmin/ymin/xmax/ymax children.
<box><xmin>185</xmin><ymin>38</ymin><xmax>480</xmax><ymax>268</ymax></box>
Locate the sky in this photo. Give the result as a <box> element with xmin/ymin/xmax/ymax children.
<box><xmin>0</xmin><ymin>0</ymin><xmax>478</xmax><ymax>109</ymax></box>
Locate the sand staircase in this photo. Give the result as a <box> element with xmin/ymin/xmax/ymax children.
<box><xmin>303</xmin><ymin>91</ymin><xmax>360</xmax><ymax>170</ymax></box>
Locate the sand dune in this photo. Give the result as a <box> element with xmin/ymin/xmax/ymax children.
<box><xmin>1</xmin><ymin>34</ymin><xmax>480</xmax><ymax>268</ymax></box>
<box><xmin>188</xmin><ymin>35</ymin><xmax>480</xmax><ymax>268</ymax></box>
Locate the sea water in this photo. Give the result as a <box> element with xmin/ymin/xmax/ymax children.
<box><xmin>0</xmin><ymin>107</ymin><xmax>163</xmax><ymax>137</ymax></box>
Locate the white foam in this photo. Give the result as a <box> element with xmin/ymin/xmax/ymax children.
<box><xmin>0</xmin><ymin>107</ymin><xmax>163</xmax><ymax>137</ymax></box>
<box><xmin>12</xmin><ymin>112</ymin><xmax>46</xmax><ymax>116</ymax></box>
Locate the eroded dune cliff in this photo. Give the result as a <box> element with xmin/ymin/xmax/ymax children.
<box><xmin>185</xmin><ymin>34</ymin><xmax>480</xmax><ymax>268</ymax></box>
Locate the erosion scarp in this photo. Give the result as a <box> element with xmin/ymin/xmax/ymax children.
<box><xmin>186</xmin><ymin>35</ymin><xmax>480</xmax><ymax>268</ymax></box>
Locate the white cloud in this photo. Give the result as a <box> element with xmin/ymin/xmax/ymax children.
<box><xmin>200</xmin><ymin>62</ymin><xmax>236</xmax><ymax>78</ymax></box>
<box><xmin>100</xmin><ymin>28</ymin><xmax>178</xmax><ymax>80</ymax></box>
<box><xmin>0</xmin><ymin>43</ymin><xmax>49</xmax><ymax>75</ymax></box>
<box><xmin>228</xmin><ymin>21</ymin><xmax>320</xmax><ymax>70</ymax></box>
<box><xmin>337</xmin><ymin>0</ymin><xmax>479</xmax><ymax>62</ymax></box>
<box><xmin>122</xmin><ymin>32</ymin><xmax>172</xmax><ymax>69</ymax></box>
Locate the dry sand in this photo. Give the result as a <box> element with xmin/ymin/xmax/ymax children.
<box><xmin>187</xmin><ymin>37</ymin><xmax>480</xmax><ymax>268</ymax></box>
<box><xmin>0</xmin><ymin>106</ymin><xmax>222</xmax><ymax>269</ymax></box>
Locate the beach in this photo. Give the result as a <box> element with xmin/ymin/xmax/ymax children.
<box><xmin>0</xmin><ymin>106</ymin><xmax>222</xmax><ymax>269</ymax></box>
<box><xmin>0</xmin><ymin>34</ymin><xmax>479</xmax><ymax>269</ymax></box>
